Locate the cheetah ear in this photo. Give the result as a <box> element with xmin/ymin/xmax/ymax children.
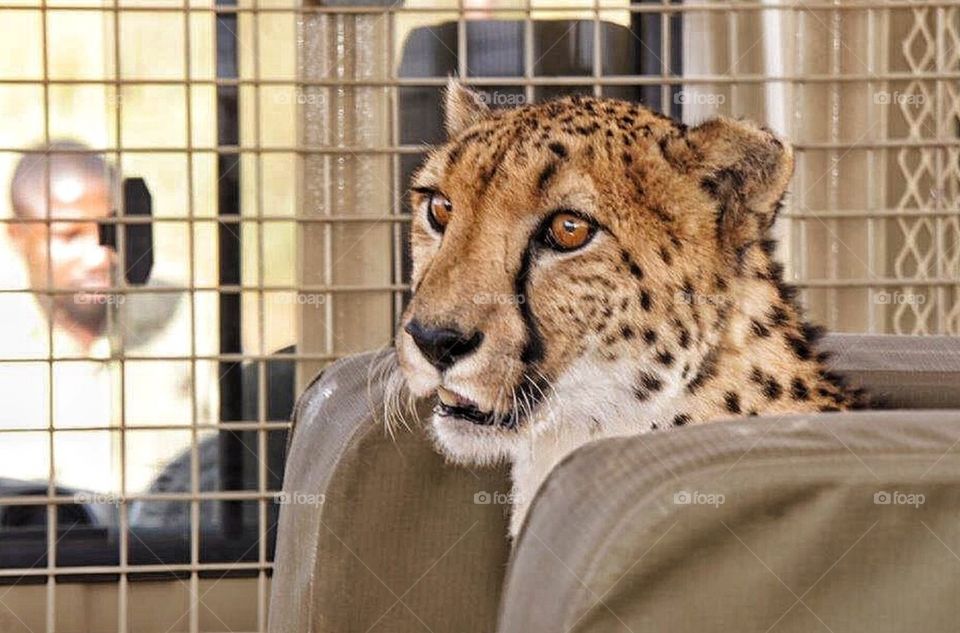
<box><xmin>666</xmin><ymin>117</ymin><xmax>794</xmax><ymax>252</ymax></box>
<box><xmin>443</xmin><ymin>79</ymin><xmax>490</xmax><ymax>137</ymax></box>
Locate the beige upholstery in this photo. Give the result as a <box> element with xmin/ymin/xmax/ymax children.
<box><xmin>268</xmin><ymin>351</ymin><xmax>512</xmax><ymax>633</ymax></box>
<box><xmin>501</xmin><ymin>409</ymin><xmax>960</xmax><ymax>632</ymax></box>
<box><xmin>269</xmin><ymin>335</ymin><xmax>960</xmax><ymax>633</ymax></box>
<box><xmin>818</xmin><ymin>334</ymin><xmax>960</xmax><ymax>408</ymax></box>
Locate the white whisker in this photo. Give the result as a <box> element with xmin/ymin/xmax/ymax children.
<box><xmin>368</xmin><ymin>347</ymin><xmax>417</xmax><ymax>440</ymax></box>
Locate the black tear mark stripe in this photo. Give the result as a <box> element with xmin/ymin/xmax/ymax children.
<box><xmin>512</xmin><ymin>206</ymin><xmax>617</xmax><ymax>369</ymax></box>
<box><xmin>515</xmin><ymin>240</ymin><xmax>545</xmax><ymax>366</ymax></box>
<box><xmin>512</xmin><ymin>211</ymin><xmax>624</xmax><ymax>407</ymax></box>
<box><xmin>507</xmin><ymin>230</ymin><xmax>550</xmax><ymax>430</ymax></box>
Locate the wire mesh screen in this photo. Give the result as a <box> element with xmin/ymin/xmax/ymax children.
<box><xmin>0</xmin><ymin>0</ymin><xmax>957</xmax><ymax>631</ymax></box>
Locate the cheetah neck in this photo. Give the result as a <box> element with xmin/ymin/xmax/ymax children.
<box><xmin>506</xmin><ymin>356</ymin><xmax>692</xmax><ymax>538</ymax></box>
<box><xmin>505</xmin><ymin>252</ymin><xmax>863</xmax><ymax>539</ymax></box>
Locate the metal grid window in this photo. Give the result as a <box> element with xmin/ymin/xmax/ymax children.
<box><xmin>0</xmin><ymin>0</ymin><xmax>957</xmax><ymax>631</ymax></box>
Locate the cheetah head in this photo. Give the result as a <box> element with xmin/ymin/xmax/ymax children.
<box><xmin>396</xmin><ymin>81</ymin><xmax>794</xmax><ymax>465</ymax></box>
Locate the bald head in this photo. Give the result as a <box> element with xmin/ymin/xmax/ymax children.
<box><xmin>7</xmin><ymin>141</ymin><xmax>118</xmax><ymax>336</ymax></box>
<box><xmin>11</xmin><ymin>141</ymin><xmax>115</xmax><ymax>219</ymax></box>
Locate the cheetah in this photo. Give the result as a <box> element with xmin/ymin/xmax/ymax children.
<box><xmin>391</xmin><ymin>80</ymin><xmax>867</xmax><ymax>537</ymax></box>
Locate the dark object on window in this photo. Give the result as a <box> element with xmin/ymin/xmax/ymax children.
<box><xmin>127</xmin><ymin>349</ymin><xmax>293</xmax><ymax>533</ymax></box>
<box><xmin>0</xmin><ymin>348</ymin><xmax>294</xmax><ymax>583</ymax></box>
<box><xmin>97</xmin><ymin>177</ymin><xmax>154</xmax><ymax>285</ymax></box>
<box><xmin>121</xmin><ymin>178</ymin><xmax>154</xmax><ymax>285</ymax></box>
<box><xmin>0</xmin><ymin>480</ymin><xmax>108</xmax><ymax>530</ymax></box>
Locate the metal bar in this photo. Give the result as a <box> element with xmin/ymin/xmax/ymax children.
<box><xmin>0</xmin><ymin>422</ymin><xmax>293</xmax><ymax>432</ymax></box>
<box><xmin>0</xmin><ymin>283</ymin><xmax>411</xmax><ymax>293</ymax></box>
<box><xmin>2</xmin><ymin>209</ymin><xmax>959</xmax><ymax>225</ymax></box>
<box><xmin>38</xmin><ymin>0</ymin><xmax>56</xmax><ymax>626</ymax></box>
<box><xmin>252</xmin><ymin>1</ymin><xmax>270</xmax><ymax>627</ymax></box>
<box><xmin>214</xmin><ymin>0</ymin><xmax>245</xmax><ymax>547</ymax></box>
<box><xmin>182</xmin><ymin>0</ymin><xmax>202</xmax><ymax>628</ymax></box>
<box><xmin>0</xmin><ymin>562</ymin><xmax>271</xmax><ymax>578</ymax></box>
<box><xmin>4</xmin><ymin>70</ymin><xmax>960</xmax><ymax>86</ymax></box>
<box><xmin>866</xmin><ymin>4</ymin><xmax>878</xmax><ymax>333</ymax></box>
<box><xmin>5</xmin><ymin>136</ymin><xmax>960</xmax><ymax>152</ymax></box>
<box><xmin>6</xmin><ymin>273</ymin><xmax>960</xmax><ymax>296</ymax></box>
<box><xmin>1</xmin><ymin>1</ymin><xmax>959</xmax><ymax>12</ymax></box>
<box><xmin>826</xmin><ymin>7</ymin><xmax>841</xmax><ymax>329</ymax></box>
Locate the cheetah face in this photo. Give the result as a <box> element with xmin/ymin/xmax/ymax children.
<box><xmin>396</xmin><ymin>81</ymin><xmax>793</xmax><ymax>464</ymax></box>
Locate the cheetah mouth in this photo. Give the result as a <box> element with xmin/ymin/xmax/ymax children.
<box><xmin>434</xmin><ymin>386</ymin><xmax>512</xmax><ymax>427</ymax></box>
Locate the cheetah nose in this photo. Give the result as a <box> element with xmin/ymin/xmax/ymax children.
<box><xmin>404</xmin><ymin>319</ymin><xmax>483</xmax><ymax>372</ymax></box>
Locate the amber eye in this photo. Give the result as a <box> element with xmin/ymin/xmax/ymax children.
<box><xmin>427</xmin><ymin>192</ymin><xmax>452</xmax><ymax>232</ymax></box>
<box><xmin>542</xmin><ymin>212</ymin><xmax>595</xmax><ymax>252</ymax></box>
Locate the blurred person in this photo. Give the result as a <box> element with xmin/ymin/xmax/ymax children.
<box><xmin>0</xmin><ymin>141</ymin><xmax>213</xmax><ymax>499</ymax></box>
<box><xmin>7</xmin><ymin>141</ymin><xmax>117</xmax><ymax>354</ymax></box>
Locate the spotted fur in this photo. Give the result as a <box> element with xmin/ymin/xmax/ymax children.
<box><xmin>394</xmin><ymin>81</ymin><xmax>867</xmax><ymax>537</ymax></box>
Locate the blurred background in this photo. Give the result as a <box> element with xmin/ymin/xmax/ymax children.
<box><xmin>0</xmin><ymin>0</ymin><xmax>957</xmax><ymax>630</ymax></box>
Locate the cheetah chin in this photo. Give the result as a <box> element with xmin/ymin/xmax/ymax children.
<box><xmin>389</xmin><ymin>79</ymin><xmax>868</xmax><ymax>538</ymax></box>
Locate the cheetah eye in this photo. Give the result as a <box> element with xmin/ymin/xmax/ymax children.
<box><xmin>427</xmin><ymin>192</ymin><xmax>452</xmax><ymax>232</ymax></box>
<box><xmin>541</xmin><ymin>211</ymin><xmax>596</xmax><ymax>252</ymax></box>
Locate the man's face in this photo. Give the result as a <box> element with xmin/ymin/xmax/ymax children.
<box><xmin>9</xmin><ymin>176</ymin><xmax>117</xmax><ymax>332</ymax></box>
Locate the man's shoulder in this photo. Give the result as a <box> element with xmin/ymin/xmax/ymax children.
<box><xmin>120</xmin><ymin>277</ymin><xmax>187</xmax><ymax>351</ymax></box>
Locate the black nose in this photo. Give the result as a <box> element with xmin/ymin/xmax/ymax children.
<box><xmin>404</xmin><ymin>320</ymin><xmax>483</xmax><ymax>372</ymax></box>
